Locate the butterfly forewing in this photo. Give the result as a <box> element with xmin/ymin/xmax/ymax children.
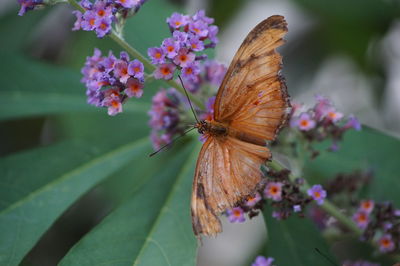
<box><xmin>214</xmin><ymin>15</ymin><xmax>290</xmax><ymax>141</ymax></box>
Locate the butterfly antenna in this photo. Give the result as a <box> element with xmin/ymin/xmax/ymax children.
<box><xmin>149</xmin><ymin>127</ymin><xmax>197</xmax><ymax>157</ymax></box>
<box><xmin>315</xmin><ymin>248</ymin><xmax>338</xmax><ymax>266</ymax></box>
<box><xmin>178</xmin><ymin>75</ymin><xmax>200</xmax><ymax>124</ymax></box>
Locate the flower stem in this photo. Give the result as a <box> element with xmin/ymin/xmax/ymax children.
<box><xmin>67</xmin><ymin>0</ymin><xmax>204</xmax><ymax>109</ymax></box>
<box><xmin>268</xmin><ymin>159</ymin><xmax>362</xmax><ymax>235</ymax></box>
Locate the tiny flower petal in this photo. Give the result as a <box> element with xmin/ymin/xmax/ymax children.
<box><xmin>227</xmin><ymin>207</ymin><xmax>245</xmax><ymax>223</ymax></box>
<box><xmin>251</xmin><ymin>256</ymin><xmax>274</xmax><ymax>266</ymax></box>
<box><xmin>128</xmin><ymin>59</ymin><xmax>144</xmax><ymax>80</ymax></box>
<box><xmin>307</xmin><ymin>185</ymin><xmax>327</xmax><ymax>205</ymax></box>
<box><xmin>125</xmin><ymin>78</ymin><xmax>144</xmax><ymax>98</ymax></box>
<box><xmin>154</xmin><ymin>63</ymin><xmax>176</xmax><ymax>80</ymax></box>
<box><xmin>264</xmin><ymin>182</ymin><xmax>283</xmax><ymax>201</ymax></box>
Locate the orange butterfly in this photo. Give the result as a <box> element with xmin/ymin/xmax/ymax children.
<box><xmin>191</xmin><ymin>15</ymin><xmax>291</xmax><ymax>236</ymax></box>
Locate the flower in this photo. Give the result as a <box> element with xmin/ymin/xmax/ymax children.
<box><xmin>128</xmin><ymin>59</ymin><xmax>144</xmax><ymax>80</ymax></box>
<box><xmin>342</xmin><ymin>260</ymin><xmax>380</xmax><ymax>266</ymax></box>
<box><xmin>359</xmin><ymin>199</ymin><xmax>374</xmax><ymax>214</ymax></box>
<box><xmin>166</xmin><ymin>12</ymin><xmax>189</xmax><ymax>29</ymax></box>
<box><xmin>291</xmin><ymin>112</ymin><xmax>316</xmax><ymax>131</ymax></box>
<box><xmin>181</xmin><ymin>62</ymin><xmax>200</xmax><ymax>81</ymax></box>
<box><xmin>162</xmin><ymin>38</ymin><xmax>180</xmax><ymax>59</ymax></box>
<box><xmin>344</xmin><ymin>115</ymin><xmax>362</xmax><ymax>131</ymax></box>
<box><xmin>307</xmin><ymin>185</ymin><xmax>327</xmax><ymax>205</ymax></box>
<box><xmin>81</xmin><ymin>48</ymin><xmax>144</xmax><ymax>115</ymax></box>
<box><xmin>353</xmin><ymin>211</ymin><xmax>369</xmax><ymax>229</ymax></box>
<box><xmin>245</xmin><ymin>192</ymin><xmax>262</xmax><ymax>207</ymax></box>
<box><xmin>125</xmin><ymin>78</ymin><xmax>144</xmax><ymax>98</ymax></box>
<box><xmin>378</xmin><ymin>234</ymin><xmax>395</xmax><ymax>253</ymax></box>
<box><xmin>148</xmin><ymin>47</ymin><xmax>166</xmax><ymax>65</ymax></box>
<box><xmin>154</xmin><ymin>63</ymin><xmax>176</xmax><ymax>80</ymax></box>
<box><xmin>293</xmin><ymin>205</ymin><xmax>302</xmax><ymax>212</ymax></box>
<box><xmin>251</xmin><ymin>256</ymin><xmax>274</xmax><ymax>266</ymax></box>
<box><xmin>264</xmin><ymin>182</ymin><xmax>283</xmax><ymax>201</ymax></box>
<box><xmin>17</xmin><ymin>0</ymin><xmax>42</xmax><ymax>16</ymax></box>
<box><xmin>227</xmin><ymin>207</ymin><xmax>245</xmax><ymax>223</ymax></box>
<box><xmin>173</xmin><ymin>48</ymin><xmax>195</xmax><ymax>67</ymax></box>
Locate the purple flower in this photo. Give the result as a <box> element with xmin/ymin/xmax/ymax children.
<box><xmin>115</xmin><ymin>0</ymin><xmax>136</xmax><ymax>9</ymax></box>
<box><xmin>353</xmin><ymin>211</ymin><xmax>369</xmax><ymax>229</ymax></box>
<box><xmin>173</xmin><ymin>48</ymin><xmax>195</xmax><ymax>67</ymax></box>
<box><xmin>166</xmin><ymin>12</ymin><xmax>189</xmax><ymax>29</ymax></box>
<box><xmin>204</xmin><ymin>60</ymin><xmax>227</xmax><ymax>86</ymax></box>
<box><xmin>272</xmin><ymin>211</ymin><xmax>284</xmax><ymax>220</ymax></box>
<box><xmin>114</xmin><ymin>60</ymin><xmax>130</xmax><ymax>83</ymax></box>
<box><xmin>128</xmin><ymin>59</ymin><xmax>144</xmax><ymax>80</ymax></box>
<box><xmin>150</xmin><ymin>132</ymin><xmax>171</xmax><ymax>151</ymax></box>
<box><xmin>200</xmin><ymin>96</ymin><xmax>215</xmax><ymax>121</ymax></box>
<box><xmin>227</xmin><ymin>207</ymin><xmax>245</xmax><ymax>223</ymax></box>
<box><xmin>100</xmin><ymin>51</ymin><xmax>117</xmax><ymax>73</ymax></box>
<box><xmin>189</xmin><ymin>20</ymin><xmax>209</xmax><ymax>38</ymax></box>
<box><xmin>307</xmin><ymin>185</ymin><xmax>327</xmax><ymax>205</ymax></box>
<box><xmin>325</xmin><ymin>108</ymin><xmax>344</xmax><ymax>123</ymax></box>
<box><xmin>125</xmin><ymin>78</ymin><xmax>143</xmax><ymax>98</ymax></box>
<box><xmin>245</xmin><ymin>192</ymin><xmax>262</xmax><ymax>207</ymax></box>
<box><xmin>93</xmin><ymin>1</ymin><xmax>112</xmax><ymax>19</ymax></box>
<box><xmin>193</xmin><ymin>9</ymin><xmax>214</xmax><ymax>24</ymax></box>
<box><xmin>378</xmin><ymin>234</ymin><xmax>395</xmax><ymax>253</ymax></box>
<box><xmin>251</xmin><ymin>256</ymin><xmax>274</xmax><ymax>266</ymax></box>
<box><xmin>79</xmin><ymin>0</ymin><xmax>92</xmax><ymax>9</ymax></box>
<box><xmin>162</xmin><ymin>38</ymin><xmax>180</xmax><ymax>59</ymax></box>
<box><xmin>291</xmin><ymin>112</ymin><xmax>316</xmax><ymax>131</ymax></box>
<box><xmin>154</xmin><ymin>63</ymin><xmax>176</xmax><ymax>80</ymax></box>
<box><xmin>187</xmin><ymin>35</ymin><xmax>204</xmax><ymax>52</ymax></box>
<box><xmin>173</xmin><ymin>31</ymin><xmax>188</xmax><ymax>44</ymax></box>
<box><xmin>344</xmin><ymin>115</ymin><xmax>362</xmax><ymax>131</ymax></box>
<box><xmin>95</xmin><ymin>17</ymin><xmax>112</xmax><ymax>38</ymax></box>
<box><xmin>264</xmin><ymin>182</ymin><xmax>283</xmax><ymax>201</ymax></box>
<box><xmin>207</xmin><ymin>25</ymin><xmax>219</xmax><ymax>43</ymax></box>
<box><xmin>181</xmin><ymin>62</ymin><xmax>200</xmax><ymax>81</ymax></box>
<box><xmin>72</xmin><ymin>11</ymin><xmax>83</xmax><ymax>31</ymax></box>
<box><xmin>17</xmin><ymin>0</ymin><xmax>42</xmax><ymax>16</ymax></box>
<box><xmin>120</xmin><ymin>51</ymin><xmax>130</xmax><ymax>62</ymax></box>
<box><xmin>81</xmin><ymin>11</ymin><xmax>97</xmax><ymax>31</ymax></box>
<box><xmin>102</xmin><ymin>89</ymin><xmax>123</xmax><ymax>116</ymax></box>
<box><xmin>359</xmin><ymin>199</ymin><xmax>374</xmax><ymax>214</ymax></box>
<box><xmin>293</xmin><ymin>205</ymin><xmax>302</xmax><ymax>212</ymax></box>
<box><xmin>314</xmin><ymin>94</ymin><xmax>332</xmax><ymax>121</ymax></box>
<box><xmin>86</xmin><ymin>87</ymin><xmax>103</xmax><ymax>107</ymax></box>
<box><xmin>148</xmin><ymin>47</ymin><xmax>166</xmax><ymax>64</ymax></box>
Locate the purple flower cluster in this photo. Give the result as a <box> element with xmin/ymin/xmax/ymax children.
<box><xmin>17</xmin><ymin>0</ymin><xmax>42</xmax><ymax>16</ymax></box>
<box><xmin>307</xmin><ymin>185</ymin><xmax>327</xmax><ymax>205</ymax></box>
<box><xmin>148</xmin><ymin>10</ymin><xmax>219</xmax><ymax>82</ymax></box>
<box><xmin>148</xmin><ymin>88</ymin><xmax>187</xmax><ymax>150</ymax></box>
<box><xmin>72</xmin><ymin>0</ymin><xmax>146</xmax><ymax>38</ymax></box>
<box><xmin>82</xmin><ymin>48</ymin><xmax>145</xmax><ymax>115</ymax></box>
<box><xmin>226</xmin><ymin>168</ymin><xmax>322</xmax><ymax>223</ymax></box>
<box><xmin>354</xmin><ymin>200</ymin><xmax>400</xmax><ymax>254</ymax></box>
<box><xmin>290</xmin><ymin>95</ymin><xmax>361</xmax><ymax>153</ymax></box>
<box><xmin>251</xmin><ymin>256</ymin><xmax>274</xmax><ymax>266</ymax></box>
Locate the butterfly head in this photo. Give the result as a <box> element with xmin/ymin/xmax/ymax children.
<box><xmin>195</xmin><ymin>120</ymin><xmax>208</xmax><ymax>134</ymax></box>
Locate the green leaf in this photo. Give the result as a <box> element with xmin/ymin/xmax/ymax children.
<box><xmin>0</xmin><ymin>52</ymin><xmax>149</xmax><ymax>121</ymax></box>
<box><xmin>263</xmin><ymin>208</ymin><xmax>336</xmax><ymax>266</ymax></box>
<box><xmin>0</xmin><ymin>137</ymin><xmax>150</xmax><ymax>265</ymax></box>
<box><xmin>304</xmin><ymin>127</ymin><xmax>400</xmax><ymax>205</ymax></box>
<box><xmin>60</xmin><ymin>140</ymin><xmax>199</xmax><ymax>266</ymax></box>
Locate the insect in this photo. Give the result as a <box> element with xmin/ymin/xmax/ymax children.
<box><xmin>191</xmin><ymin>15</ymin><xmax>291</xmax><ymax>236</ymax></box>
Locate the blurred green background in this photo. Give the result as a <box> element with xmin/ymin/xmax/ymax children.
<box><xmin>1</xmin><ymin>0</ymin><xmax>400</xmax><ymax>265</ymax></box>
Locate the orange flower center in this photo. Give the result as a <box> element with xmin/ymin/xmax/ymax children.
<box><xmin>167</xmin><ymin>46</ymin><xmax>174</xmax><ymax>52</ymax></box>
<box><xmin>111</xmin><ymin>101</ymin><xmax>119</xmax><ymax>108</ymax></box>
<box><xmin>180</xmin><ymin>55</ymin><xmax>187</xmax><ymax>62</ymax></box>
<box><xmin>89</xmin><ymin>18</ymin><xmax>95</xmax><ymax>26</ymax></box>
<box><xmin>300</xmin><ymin>120</ymin><xmax>309</xmax><ymax>127</ymax></box>
<box><xmin>100</xmin><ymin>22</ymin><xmax>107</xmax><ymax>30</ymax></box>
<box><xmin>233</xmin><ymin>210</ymin><xmax>241</xmax><ymax>217</ymax></box>
<box><xmin>381</xmin><ymin>238</ymin><xmax>391</xmax><ymax>247</ymax></box>
<box><xmin>357</xmin><ymin>213</ymin><xmax>367</xmax><ymax>222</ymax></box>
<box><xmin>155</xmin><ymin>52</ymin><xmax>161</xmax><ymax>59</ymax></box>
<box><xmin>161</xmin><ymin>67</ymin><xmax>171</xmax><ymax>75</ymax></box>
<box><xmin>134</xmin><ymin>67</ymin><xmax>140</xmax><ymax>72</ymax></box>
<box><xmin>97</xmin><ymin>9</ymin><xmax>105</xmax><ymax>16</ymax></box>
<box><xmin>269</xmin><ymin>186</ymin><xmax>279</xmax><ymax>195</ymax></box>
<box><xmin>185</xmin><ymin>68</ymin><xmax>193</xmax><ymax>74</ymax></box>
<box><xmin>314</xmin><ymin>191</ymin><xmax>321</xmax><ymax>198</ymax></box>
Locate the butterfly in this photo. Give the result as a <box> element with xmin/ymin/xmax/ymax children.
<box><xmin>191</xmin><ymin>15</ymin><xmax>291</xmax><ymax>236</ymax></box>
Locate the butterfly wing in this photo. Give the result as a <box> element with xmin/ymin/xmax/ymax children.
<box><xmin>191</xmin><ymin>136</ymin><xmax>270</xmax><ymax>236</ymax></box>
<box><xmin>214</xmin><ymin>15</ymin><xmax>290</xmax><ymax>142</ymax></box>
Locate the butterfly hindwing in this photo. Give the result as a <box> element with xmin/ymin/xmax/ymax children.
<box><xmin>191</xmin><ymin>137</ymin><xmax>270</xmax><ymax>236</ymax></box>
